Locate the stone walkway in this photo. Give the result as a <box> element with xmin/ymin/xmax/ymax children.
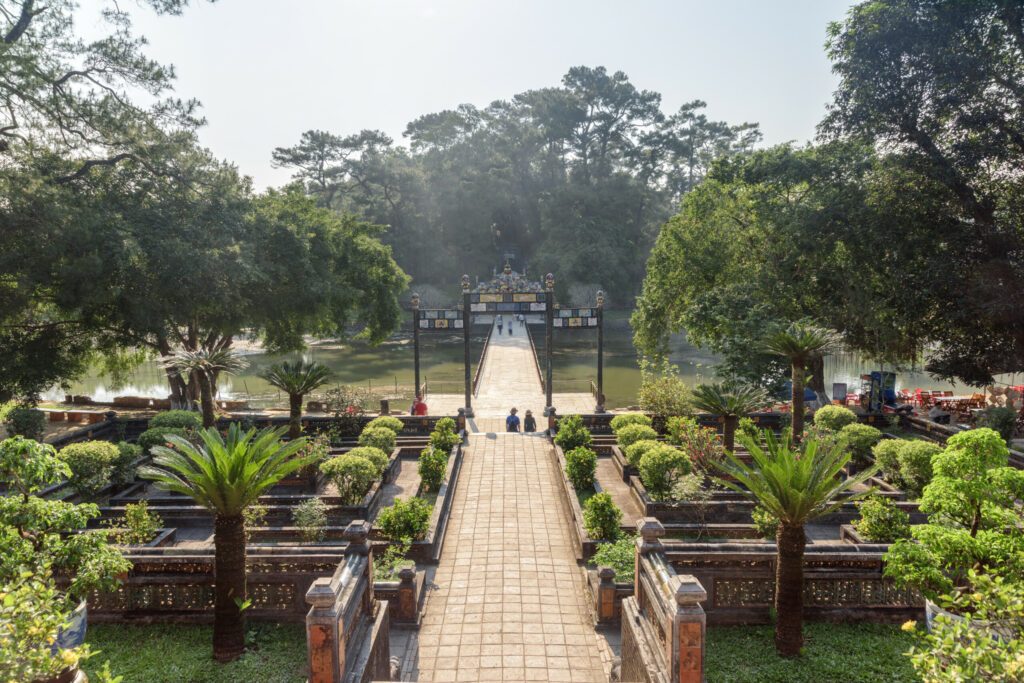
<box><xmin>408</xmin><ymin>433</ymin><xmax>607</xmax><ymax>682</ymax></box>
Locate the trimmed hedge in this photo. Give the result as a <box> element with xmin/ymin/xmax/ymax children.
<box><xmin>149</xmin><ymin>410</ymin><xmax>201</xmax><ymax>430</ymax></box>
<box><xmin>609</xmin><ymin>413</ymin><xmax>652</xmax><ymax>433</ymax></box>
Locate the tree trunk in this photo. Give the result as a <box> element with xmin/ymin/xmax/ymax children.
<box><xmin>288</xmin><ymin>393</ymin><xmax>303</xmax><ymax>440</ymax></box>
<box><xmin>165</xmin><ymin>370</ymin><xmax>190</xmax><ymax>410</ymax></box>
<box><xmin>723</xmin><ymin>415</ymin><xmax>737</xmax><ymax>454</ymax></box>
<box><xmin>775</xmin><ymin>523</ymin><xmax>806</xmax><ymax>657</ymax></box>
<box><xmin>791</xmin><ymin>364</ymin><xmax>805</xmax><ymax>444</ymax></box>
<box><xmin>196</xmin><ymin>371</ymin><xmax>217</xmax><ymax>429</ymax></box>
<box><xmin>213</xmin><ymin>514</ymin><xmax>247</xmax><ymax>662</ymax></box>
<box><xmin>807</xmin><ymin>354</ymin><xmax>826</xmax><ymax>398</ymax></box>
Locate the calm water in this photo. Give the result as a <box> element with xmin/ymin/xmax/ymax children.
<box><xmin>51</xmin><ymin>312</ymin><xmax>997</xmax><ymax>409</ymax></box>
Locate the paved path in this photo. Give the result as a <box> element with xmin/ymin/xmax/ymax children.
<box><xmin>410</xmin><ymin>433</ymin><xmax>606</xmax><ymax>682</ymax></box>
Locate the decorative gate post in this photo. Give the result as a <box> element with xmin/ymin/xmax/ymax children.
<box><xmin>544</xmin><ymin>272</ymin><xmax>554</xmax><ymax>414</ymax></box>
<box><xmin>595</xmin><ymin>289</ymin><xmax>605</xmax><ymax>413</ymax></box>
<box><xmin>461</xmin><ymin>275</ymin><xmax>474</xmax><ymax>417</ymax></box>
<box><xmin>411</xmin><ymin>293</ymin><xmax>421</xmax><ymax>401</ymax></box>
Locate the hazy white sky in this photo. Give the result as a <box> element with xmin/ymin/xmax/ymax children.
<box><xmin>87</xmin><ymin>0</ymin><xmax>856</xmax><ymax>188</ymax></box>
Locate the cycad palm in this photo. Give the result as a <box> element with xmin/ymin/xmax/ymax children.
<box><xmin>689</xmin><ymin>383</ymin><xmax>768</xmax><ymax>453</ymax></box>
<box><xmin>259</xmin><ymin>360</ymin><xmax>332</xmax><ymax>438</ymax></box>
<box><xmin>714</xmin><ymin>431</ymin><xmax>877</xmax><ymax>657</ymax></box>
<box><xmin>161</xmin><ymin>347</ymin><xmax>249</xmax><ymax>428</ymax></box>
<box><xmin>140</xmin><ymin>424</ymin><xmax>314</xmax><ymax>662</ymax></box>
<box><xmin>763</xmin><ymin>322</ymin><xmax>841</xmax><ymax>442</ymax></box>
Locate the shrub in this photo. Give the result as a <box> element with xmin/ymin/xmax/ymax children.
<box><xmin>137</xmin><ymin>426</ymin><xmax>191</xmax><ymax>452</ymax></box>
<box><xmin>872</xmin><ymin>439</ymin><xmax>904</xmax><ymax>483</ymax></box>
<box><xmin>429</xmin><ymin>418</ymin><xmax>461</xmax><ymax>453</ymax></box>
<box><xmin>853</xmin><ymin>494</ymin><xmax>910</xmax><ymax>543</ymax></box>
<box><xmin>320</xmin><ymin>454</ymin><xmax>378</xmax><ymax>504</ymax></box>
<box><xmin>243</xmin><ymin>502</ymin><xmax>267</xmax><ymax>542</ymax></box>
<box><xmin>591</xmin><ymin>535</ymin><xmax>635</xmax><ymax>582</ymax></box>
<box><xmin>59</xmin><ymin>441</ymin><xmax>119</xmax><ymax>497</ymax></box>
<box><xmin>637</xmin><ymin>358</ymin><xmax>692</xmax><ymax>418</ymax></box>
<box><xmin>666</xmin><ymin>416</ymin><xmax>724</xmax><ymax>469</ymax></box>
<box><xmin>565</xmin><ymin>446</ymin><xmax>597</xmax><ymax>491</ymax></box>
<box><xmin>554</xmin><ymin>414</ymin><xmax>592</xmax><ymax>451</ymax></box>
<box><xmin>977</xmin><ymin>406</ymin><xmax>1017</xmax><ymax>443</ymax></box>
<box><xmin>738</xmin><ymin>417</ymin><xmax>761</xmax><ymax>444</ymax></box>
<box><xmin>813</xmin><ymin>405</ymin><xmax>858</xmax><ymax>432</ymax></box>
<box><xmin>583</xmin><ymin>492</ymin><xmax>621</xmax><ymax>540</ymax></box>
<box><xmin>112</xmin><ymin>500</ymin><xmax>162</xmax><ymax>545</ymax></box>
<box><xmin>1</xmin><ymin>404</ymin><xmax>45</xmax><ymax>440</ymax></box>
<box><xmin>752</xmin><ymin>505</ymin><xmax>779</xmax><ymax>539</ymax></box>
<box><xmin>897</xmin><ymin>441</ymin><xmax>940</xmax><ymax>498</ymax></box>
<box><xmin>345</xmin><ymin>446</ymin><xmax>389</xmax><ymax>476</ymax></box>
<box><xmin>616</xmin><ymin>423</ymin><xmax>658</xmax><ymax>449</ymax></box>
<box><xmin>296</xmin><ymin>433</ymin><xmax>331</xmax><ymax>465</ymax></box>
<box><xmin>639</xmin><ymin>445</ymin><xmax>691</xmax><ymax>500</ymax></box>
<box><xmin>837</xmin><ymin>423</ymin><xmax>882</xmax><ymax>468</ymax></box>
<box><xmin>418</xmin><ymin>447</ymin><xmax>447</xmax><ymax>492</ymax></box>
<box><xmin>149</xmin><ymin>410</ymin><xmax>202</xmax><ymax>430</ymax></box>
<box><xmin>112</xmin><ymin>441</ymin><xmax>142</xmax><ymax>486</ymax></box>
<box><xmin>610</xmin><ymin>413</ymin><xmax>652</xmax><ymax>433</ymax></box>
<box><xmin>374</xmin><ymin>538</ymin><xmax>414</xmax><ymax>581</ymax></box>
<box><xmin>624</xmin><ymin>439</ymin><xmax>661</xmax><ymax>468</ymax></box>
<box><xmin>376</xmin><ymin>496</ymin><xmax>433</xmax><ymax>541</ymax></box>
<box><xmin>358</xmin><ymin>426</ymin><xmax>396</xmax><ymax>453</ymax></box>
<box><xmin>293</xmin><ymin>498</ymin><xmax>329</xmax><ymax>543</ymax></box>
<box><xmin>365</xmin><ymin>415</ymin><xmax>404</xmax><ymax>435</ymax></box>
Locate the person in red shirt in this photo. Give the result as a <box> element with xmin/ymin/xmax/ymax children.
<box><xmin>411</xmin><ymin>394</ymin><xmax>428</xmax><ymax>416</ymax></box>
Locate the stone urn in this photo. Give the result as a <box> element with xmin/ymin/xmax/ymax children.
<box><xmin>33</xmin><ymin>668</ymin><xmax>88</xmax><ymax>683</ymax></box>
<box><xmin>54</xmin><ymin>600</ymin><xmax>88</xmax><ymax>651</ymax></box>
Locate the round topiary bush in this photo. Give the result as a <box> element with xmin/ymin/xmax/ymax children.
<box><xmin>1</xmin><ymin>404</ymin><xmax>45</xmax><ymax>440</ymax></box>
<box><xmin>365</xmin><ymin>416</ymin><xmax>404</xmax><ymax>435</ymax></box>
<box><xmin>624</xmin><ymin>439</ymin><xmax>661</xmax><ymax>468</ymax></box>
<box><xmin>582</xmin><ymin>492</ymin><xmax>622</xmax><ymax>540</ymax></box>
<box><xmin>896</xmin><ymin>441</ymin><xmax>940</xmax><ymax>498</ymax></box>
<box><xmin>112</xmin><ymin>441</ymin><xmax>143</xmax><ymax>486</ymax></box>
<box><xmin>358</xmin><ymin>426</ymin><xmax>396</xmax><ymax>454</ymax></box>
<box><xmin>871</xmin><ymin>439</ymin><xmax>904</xmax><ymax>483</ymax></box>
<box><xmin>616</xmin><ymin>423</ymin><xmax>659</xmax><ymax>450</ymax></box>
<box><xmin>609</xmin><ymin>413</ymin><xmax>652</xmax><ymax>433</ymax></box>
<box><xmin>853</xmin><ymin>494</ymin><xmax>910</xmax><ymax>543</ymax></box>
<box><xmin>554</xmin><ymin>414</ymin><xmax>592</xmax><ymax>452</ymax></box>
<box><xmin>564</xmin><ymin>446</ymin><xmax>597</xmax><ymax>491</ymax></box>
<box><xmin>376</xmin><ymin>496</ymin><xmax>433</xmax><ymax>541</ymax></box>
<box><xmin>837</xmin><ymin>423</ymin><xmax>882</xmax><ymax>468</ymax></box>
<box><xmin>418</xmin><ymin>447</ymin><xmax>447</xmax><ymax>492</ymax></box>
<box><xmin>137</xmin><ymin>427</ymin><xmax>192</xmax><ymax>453</ymax></box>
<box><xmin>345</xmin><ymin>446</ymin><xmax>389</xmax><ymax>476</ymax></box>
<box><xmin>320</xmin><ymin>454</ymin><xmax>378</xmax><ymax>504</ymax></box>
<box><xmin>812</xmin><ymin>405</ymin><xmax>858</xmax><ymax>432</ymax></box>
<box><xmin>638</xmin><ymin>445</ymin><xmax>691</xmax><ymax>501</ymax></box>
<box><xmin>58</xmin><ymin>441</ymin><xmax>119</xmax><ymax>498</ymax></box>
<box><xmin>429</xmin><ymin>418</ymin><xmax>461</xmax><ymax>454</ymax></box>
<box><xmin>148</xmin><ymin>410</ymin><xmax>201</xmax><ymax>430</ymax></box>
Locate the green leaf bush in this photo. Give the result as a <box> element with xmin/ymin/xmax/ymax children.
<box><xmin>837</xmin><ymin>423</ymin><xmax>882</xmax><ymax>468</ymax></box>
<box><xmin>418</xmin><ymin>447</ymin><xmax>447</xmax><ymax>492</ymax></box>
<box><xmin>872</xmin><ymin>439</ymin><xmax>939</xmax><ymax>498</ymax></box>
<box><xmin>582</xmin><ymin>492</ymin><xmax>621</xmax><ymax>540</ymax></box>
<box><xmin>113</xmin><ymin>440</ymin><xmax>142</xmax><ymax>486</ymax></box>
<box><xmin>376</xmin><ymin>496</ymin><xmax>433</xmax><ymax>541</ymax></box>
<box><xmin>624</xmin><ymin>439</ymin><xmax>661</xmax><ymax>468</ymax></box>
<box><xmin>137</xmin><ymin>426</ymin><xmax>192</xmax><ymax>453</ymax></box>
<box><xmin>639</xmin><ymin>445</ymin><xmax>692</xmax><ymax>500</ymax></box>
<box><xmin>345</xmin><ymin>446</ymin><xmax>389</xmax><ymax>476</ymax></box>
<box><xmin>666</xmin><ymin>416</ymin><xmax>724</xmax><ymax>469</ymax></box>
<box><xmin>564</xmin><ymin>446</ymin><xmax>597</xmax><ymax>491</ymax></box>
<box><xmin>738</xmin><ymin>417</ymin><xmax>761</xmax><ymax>444</ymax></box>
<box><xmin>852</xmin><ymin>494</ymin><xmax>910</xmax><ymax>543</ymax></box>
<box><xmin>293</xmin><ymin>498</ymin><xmax>329</xmax><ymax>543</ymax></box>
<box><xmin>149</xmin><ymin>410</ymin><xmax>202</xmax><ymax>430</ymax></box>
<box><xmin>591</xmin><ymin>535</ymin><xmax>635</xmax><ymax>582</ymax></box>
<box><xmin>365</xmin><ymin>415</ymin><xmax>404</xmax><ymax>435</ymax></box>
<box><xmin>1</xmin><ymin>403</ymin><xmax>45</xmax><ymax>440</ymax></box>
<box><xmin>813</xmin><ymin>405</ymin><xmax>857</xmax><ymax>432</ymax></box>
<box><xmin>554</xmin><ymin>414</ymin><xmax>592</xmax><ymax>451</ymax></box>
<box><xmin>616</xmin><ymin>423</ymin><xmax>658</xmax><ymax>449</ymax></box>
<box><xmin>111</xmin><ymin>500</ymin><xmax>163</xmax><ymax>545</ymax></box>
<box><xmin>977</xmin><ymin>406</ymin><xmax>1017</xmax><ymax>443</ymax></box>
<box><xmin>751</xmin><ymin>505</ymin><xmax>779</xmax><ymax>540</ymax></box>
<box><xmin>429</xmin><ymin>417</ymin><xmax>461</xmax><ymax>453</ymax></box>
<box><xmin>357</xmin><ymin>426</ymin><xmax>396</xmax><ymax>453</ymax></box>
<box><xmin>59</xmin><ymin>440</ymin><xmax>120</xmax><ymax>498</ymax></box>
<box><xmin>320</xmin><ymin>454</ymin><xmax>378</xmax><ymax>504</ymax></box>
<box><xmin>609</xmin><ymin>413</ymin><xmax>652</xmax><ymax>433</ymax></box>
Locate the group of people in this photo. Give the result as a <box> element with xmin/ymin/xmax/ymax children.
<box><xmin>505</xmin><ymin>407</ymin><xmax>536</xmax><ymax>432</ymax></box>
<box><xmin>495</xmin><ymin>314</ymin><xmax>525</xmax><ymax>336</ymax></box>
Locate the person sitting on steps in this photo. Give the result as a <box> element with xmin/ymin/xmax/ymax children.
<box><xmin>506</xmin><ymin>407</ymin><xmax>521</xmax><ymax>432</ymax></box>
<box><xmin>523</xmin><ymin>410</ymin><xmax>536</xmax><ymax>433</ymax></box>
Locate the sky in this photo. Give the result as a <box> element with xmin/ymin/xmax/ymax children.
<box><xmin>83</xmin><ymin>0</ymin><xmax>856</xmax><ymax>189</ymax></box>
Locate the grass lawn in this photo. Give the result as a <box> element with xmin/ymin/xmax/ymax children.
<box><xmin>84</xmin><ymin>623</ymin><xmax>307</xmax><ymax>683</ymax></box>
<box><xmin>706</xmin><ymin>622</ymin><xmax>919</xmax><ymax>682</ymax></box>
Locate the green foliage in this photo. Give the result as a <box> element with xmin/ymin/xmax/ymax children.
<box><xmin>59</xmin><ymin>441</ymin><xmax>120</xmax><ymax>498</ymax></box>
<box><xmin>738</xmin><ymin>417</ymin><xmax>763</xmax><ymax>444</ymax></box>
<box><xmin>149</xmin><ymin>410</ymin><xmax>202</xmax><ymax>430</ymax></box>
<box><xmin>615</xmin><ymin>423</ymin><xmax>658</xmax><ymax>450</ymax></box>
<box><xmin>666</xmin><ymin>417</ymin><xmax>724</xmax><ymax>469</ymax></box>
<box><xmin>292</xmin><ymin>498</ymin><xmax>329</xmax><ymax>543</ymax></box>
<box><xmin>977</xmin><ymin>407</ymin><xmax>1017</xmax><ymax>443</ymax></box>
<box><xmin>138</xmin><ymin>427</ymin><xmax>193</xmax><ymax>453</ymax></box>
<box><xmin>564</xmin><ymin>447</ymin><xmax>597</xmax><ymax>491</ymax></box>
<box><xmin>836</xmin><ymin>423</ymin><xmax>882</xmax><ymax>468</ymax></box>
<box><xmin>242</xmin><ymin>503</ymin><xmax>268</xmax><ymax>539</ymax></box>
<box><xmin>376</xmin><ymin>497</ymin><xmax>432</xmax><ymax>542</ymax></box>
<box><xmin>428</xmin><ymin>418</ymin><xmax>461</xmax><ymax>454</ymax></box>
<box><xmin>636</xmin><ymin>359</ymin><xmax>692</xmax><ymax>418</ymax></box>
<box><xmin>638</xmin><ymin>445</ymin><xmax>692</xmax><ymax>501</ymax></box>
<box><xmin>113</xmin><ymin>441</ymin><xmax>143</xmax><ymax>487</ymax></box>
<box><xmin>345</xmin><ymin>446</ymin><xmax>389</xmax><ymax>476</ymax></box>
<box><xmin>319</xmin><ymin>454</ymin><xmax>378</xmax><ymax>505</ymax></box>
<box><xmin>554</xmin><ymin>414</ymin><xmax>592</xmax><ymax>452</ymax></box>
<box><xmin>623</xmin><ymin>439</ymin><xmax>661</xmax><ymax>468</ymax></box>
<box><xmin>1</xmin><ymin>404</ymin><xmax>45</xmax><ymax>440</ymax></box>
<box><xmin>365</xmin><ymin>416</ymin><xmax>404</xmax><ymax>435</ymax></box>
<box><xmin>853</xmin><ymin>494</ymin><xmax>910</xmax><ymax>543</ymax></box>
<box><xmin>873</xmin><ymin>439</ymin><xmax>939</xmax><ymax>499</ymax></box>
<box><xmin>357</xmin><ymin>426</ymin><xmax>396</xmax><ymax>454</ymax></box>
<box><xmin>260</xmin><ymin>360</ymin><xmax>332</xmax><ymax>398</ymax></box>
<box><xmin>609</xmin><ymin>413</ymin><xmax>652</xmax><ymax>432</ymax></box>
<box><xmin>591</xmin><ymin>535</ymin><xmax>635</xmax><ymax>583</ymax></box>
<box><xmin>752</xmin><ymin>505</ymin><xmax>780</xmax><ymax>540</ymax></box>
<box><xmin>906</xmin><ymin>571</ymin><xmax>1024</xmax><ymax>681</ymax></box>
<box><xmin>689</xmin><ymin>383</ymin><xmax>768</xmax><ymax>419</ymax></box>
<box><xmin>418</xmin><ymin>447</ymin><xmax>447</xmax><ymax>492</ymax></box>
<box><xmin>373</xmin><ymin>539</ymin><xmax>414</xmax><ymax>581</ymax></box>
<box><xmin>0</xmin><ymin>436</ymin><xmax>69</xmax><ymax>494</ymax></box>
<box><xmin>112</xmin><ymin>501</ymin><xmax>163</xmax><ymax>546</ymax></box>
<box><xmin>813</xmin><ymin>405</ymin><xmax>857</xmax><ymax>433</ymax></box>
<box><xmin>582</xmin><ymin>492</ymin><xmax>622</xmax><ymax>541</ymax></box>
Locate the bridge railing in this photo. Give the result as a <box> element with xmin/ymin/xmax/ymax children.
<box><xmin>471</xmin><ymin>322</ymin><xmax>495</xmax><ymax>396</ymax></box>
<box><xmin>525</xmin><ymin>324</ymin><xmax>546</xmax><ymax>392</ymax></box>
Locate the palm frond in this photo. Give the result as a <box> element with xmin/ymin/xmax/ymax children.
<box><xmin>259</xmin><ymin>360</ymin><xmax>332</xmax><ymax>397</ymax></box>
<box><xmin>690</xmin><ymin>382</ymin><xmax>769</xmax><ymax>417</ymax></box>
<box><xmin>763</xmin><ymin>321</ymin><xmax>842</xmax><ymax>362</ymax></box>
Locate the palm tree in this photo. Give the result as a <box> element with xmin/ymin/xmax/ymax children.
<box><xmin>763</xmin><ymin>322</ymin><xmax>841</xmax><ymax>442</ymax></box>
<box><xmin>259</xmin><ymin>360</ymin><xmax>332</xmax><ymax>439</ymax></box>
<box><xmin>140</xmin><ymin>424</ymin><xmax>314</xmax><ymax>662</ymax></box>
<box><xmin>161</xmin><ymin>347</ymin><xmax>249</xmax><ymax>428</ymax></box>
<box><xmin>689</xmin><ymin>383</ymin><xmax>769</xmax><ymax>453</ymax></box>
<box><xmin>715</xmin><ymin>431</ymin><xmax>877</xmax><ymax>657</ymax></box>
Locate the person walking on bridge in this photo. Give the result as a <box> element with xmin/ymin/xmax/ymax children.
<box><xmin>497</xmin><ymin>315</ymin><xmax>503</xmax><ymax>335</ymax></box>
<box><xmin>506</xmin><ymin>407</ymin><xmax>521</xmax><ymax>432</ymax></box>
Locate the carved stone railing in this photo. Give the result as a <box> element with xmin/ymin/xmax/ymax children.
<box><xmin>621</xmin><ymin>518</ymin><xmax>707</xmax><ymax>683</ymax></box>
<box><xmin>305</xmin><ymin>520</ymin><xmax>390</xmax><ymax>683</ymax></box>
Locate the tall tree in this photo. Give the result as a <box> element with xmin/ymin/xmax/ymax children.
<box><xmin>260</xmin><ymin>360</ymin><xmax>332</xmax><ymax>439</ymax></box>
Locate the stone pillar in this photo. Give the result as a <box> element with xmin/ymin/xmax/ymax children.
<box><xmin>344</xmin><ymin>520</ymin><xmax>373</xmax><ymax>613</ymax></box>
<box><xmin>635</xmin><ymin>517</ymin><xmax>665</xmax><ymax>612</ymax></box>
<box><xmin>397</xmin><ymin>566</ymin><xmax>417</xmax><ymax>623</ymax></box>
<box><xmin>596</xmin><ymin>566</ymin><xmax>617</xmax><ymax>624</ymax></box>
<box><xmin>671</xmin><ymin>576</ymin><xmax>707</xmax><ymax>683</ymax></box>
<box><xmin>306</xmin><ymin>577</ymin><xmax>346</xmax><ymax>683</ymax></box>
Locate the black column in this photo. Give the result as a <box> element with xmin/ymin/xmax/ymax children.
<box><xmin>544</xmin><ymin>273</ymin><xmax>554</xmax><ymax>413</ymax></box>
<box><xmin>412</xmin><ymin>293</ymin><xmax>421</xmax><ymax>401</ymax></box>
<box><xmin>596</xmin><ymin>290</ymin><xmax>605</xmax><ymax>413</ymax></box>
<box><xmin>462</xmin><ymin>276</ymin><xmax>473</xmax><ymax>417</ymax></box>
